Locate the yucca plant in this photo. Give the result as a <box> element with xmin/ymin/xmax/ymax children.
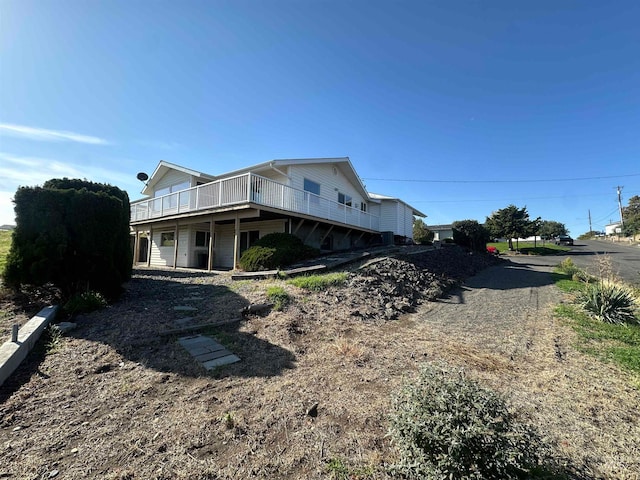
<box><xmin>579</xmin><ymin>281</ymin><xmax>639</xmax><ymax>325</ymax></box>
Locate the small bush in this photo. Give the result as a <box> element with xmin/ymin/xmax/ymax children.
<box><xmin>63</xmin><ymin>290</ymin><xmax>108</xmax><ymax>316</ymax></box>
<box><xmin>239</xmin><ymin>246</ymin><xmax>277</xmax><ymax>271</ymax></box>
<box><xmin>557</xmin><ymin>258</ymin><xmax>581</xmax><ymax>277</ymax></box>
<box><xmin>389</xmin><ymin>363</ymin><xmax>547</xmax><ymax>480</ymax></box>
<box><xmin>266</xmin><ymin>285</ymin><xmax>290</xmax><ymax>311</ymax></box>
<box><xmin>238</xmin><ymin>233</ymin><xmax>319</xmax><ymax>271</ymax></box>
<box><xmin>579</xmin><ymin>281</ymin><xmax>639</xmax><ymax>325</ymax></box>
<box><xmin>287</xmin><ymin>272</ymin><xmax>348</xmax><ymax>291</ymax></box>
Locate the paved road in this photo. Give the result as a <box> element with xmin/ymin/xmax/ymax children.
<box><xmin>563</xmin><ymin>239</ymin><xmax>640</xmax><ymax>285</ymax></box>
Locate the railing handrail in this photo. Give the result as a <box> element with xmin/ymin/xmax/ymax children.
<box><xmin>130</xmin><ymin>172</ymin><xmax>379</xmax><ymax>230</ymax></box>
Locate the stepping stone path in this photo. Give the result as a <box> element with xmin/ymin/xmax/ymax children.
<box><xmin>172</xmin><ymin>285</ymin><xmax>240</xmax><ymax>369</ymax></box>
<box><xmin>178</xmin><ymin>334</ymin><xmax>240</xmax><ymax>370</ymax></box>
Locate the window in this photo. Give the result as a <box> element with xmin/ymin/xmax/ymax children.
<box><xmin>338</xmin><ymin>192</ymin><xmax>352</xmax><ymax>207</ymax></box>
<box><xmin>240</xmin><ymin>230</ymin><xmax>260</xmax><ymax>253</ymax></box>
<box><xmin>155</xmin><ymin>181</ymin><xmax>190</xmax><ymax>198</ymax></box>
<box><xmin>195</xmin><ymin>231</ymin><xmax>211</xmax><ymax>247</ymax></box>
<box><xmin>160</xmin><ymin>232</ymin><xmax>175</xmax><ymax>246</ymax></box>
<box><xmin>303</xmin><ymin>178</ymin><xmax>320</xmax><ymax>196</ymax></box>
<box><xmin>360</xmin><ymin>202</ymin><xmax>367</xmax><ymax>212</ymax></box>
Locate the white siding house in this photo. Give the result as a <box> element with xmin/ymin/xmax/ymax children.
<box><xmin>130</xmin><ymin>158</ymin><xmax>426</xmax><ymax>269</ymax></box>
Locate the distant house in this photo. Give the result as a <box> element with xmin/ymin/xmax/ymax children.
<box><xmin>428</xmin><ymin>224</ymin><xmax>454</xmax><ymax>241</ymax></box>
<box><xmin>129</xmin><ymin>158</ymin><xmax>426</xmax><ymax>269</ymax></box>
<box><xmin>605</xmin><ymin>222</ymin><xmax>622</xmax><ymax>236</ymax></box>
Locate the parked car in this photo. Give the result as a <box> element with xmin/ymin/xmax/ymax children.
<box><xmin>554</xmin><ymin>235</ymin><xmax>574</xmax><ymax>246</ymax></box>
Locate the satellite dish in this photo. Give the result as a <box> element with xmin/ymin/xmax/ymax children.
<box><xmin>136</xmin><ymin>172</ymin><xmax>149</xmax><ymax>182</ymax></box>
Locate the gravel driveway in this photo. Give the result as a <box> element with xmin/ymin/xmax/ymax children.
<box><xmin>416</xmin><ymin>254</ymin><xmax>640</xmax><ymax>478</ymax></box>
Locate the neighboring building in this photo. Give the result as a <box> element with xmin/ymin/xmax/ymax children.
<box><xmin>428</xmin><ymin>224</ymin><xmax>454</xmax><ymax>242</ymax></box>
<box><xmin>130</xmin><ymin>158</ymin><xmax>426</xmax><ymax>269</ymax></box>
<box><xmin>605</xmin><ymin>222</ymin><xmax>622</xmax><ymax>236</ymax></box>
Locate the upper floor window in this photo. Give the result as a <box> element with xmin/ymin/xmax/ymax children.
<box><xmin>303</xmin><ymin>178</ymin><xmax>320</xmax><ymax>196</ymax></box>
<box><xmin>360</xmin><ymin>202</ymin><xmax>367</xmax><ymax>212</ymax></box>
<box><xmin>338</xmin><ymin>192</ymin><xmax>352</xmax><ymax>207</ymax></box>
<box><xmin>155</xmin><ymin>181</ymin><xmax>190</xmax><ymax>198</ymax></box>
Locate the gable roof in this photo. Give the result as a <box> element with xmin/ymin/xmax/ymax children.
<box><xmin>217</xmin><ymin>157</ymin><xmax>370</xmax><ymax>199</ymax></box>
<box><xmin>141</xmin><ymin>160</ymin><xmax>215</xmax><ymax>196</ymax></box>
<box><xmin>368</xmin><ymin>193</ymin><xmax>427</xmax><ymax>218</ymax></box>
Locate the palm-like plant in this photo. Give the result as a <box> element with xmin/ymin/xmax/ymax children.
<box><xmin>579</xmin><ymin>281</ymin><xmax>639</xmax><ymax>325</ymax></box>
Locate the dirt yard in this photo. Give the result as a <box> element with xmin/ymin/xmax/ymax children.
<box><xmin>1</xmin><ymin>246</ymin><xmax>639</xmax><ymax>479</ymax></box>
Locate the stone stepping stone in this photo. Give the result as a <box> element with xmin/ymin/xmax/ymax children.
<box><xmin>173</xmin><ymin>305</ymin><xmax>198</xmax><ymax>312</ymax></box>
<box><xmin>174</xmin><ymin>316</ymin><xmax>195</xmax><ymax>326</ymax></box>
<box><xmin>178</xmin><ymin>334</ymin><xmax>240</xmax><ymax>370</ymax></box>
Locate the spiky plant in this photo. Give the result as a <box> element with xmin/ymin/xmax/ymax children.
<box><xmin>579</xmin><ymin>281</ymin><xmax>639</xmax><ymax>325</ymax></box>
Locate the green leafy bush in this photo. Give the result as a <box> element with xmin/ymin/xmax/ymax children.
<box><xmin>63</xmin><ymin>290</ymin><xmax>108</xmax><ymax>316</ymax></box>
<box><xmin>238</xmin><ymin>233</ymin><xmax>318</xmax><ymax>271</ymax></box>
<box><xmin>238</xmin><ymin>246</ymin><xmax>277</xmax><ymax>271</ymax></box>
<box><xmin>556</xmin><ymin>258</ymin><xmax>581</xmax><ymax>277</ymax></box>
<box><xmin>389</xmin><ymin>363</ymin><xmax>547</xmax><ymax>480</ymax></box>
<box><xmin>579</xmin><ymin>281</ymin><xmax>639</xmax><ymax>325</ymax></box>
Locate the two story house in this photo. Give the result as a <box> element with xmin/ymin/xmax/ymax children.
<box><xmin>130</xmin><ymin>157</ymin><xmax>426</xmax><ymax>270</ymax></box>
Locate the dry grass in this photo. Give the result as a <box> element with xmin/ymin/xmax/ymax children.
<box><xmin>1</xmin><ymin>252</ymin><xmax>639</xmax><ymax>479</ymax></box>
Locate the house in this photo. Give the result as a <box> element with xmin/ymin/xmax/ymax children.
<box><xmin>605</xmin><ymin>222</ymin><xmax>622</xmax><ymax>236</ymax></box>
<box><xmin>129</xmin><ymin>157</ymin><xmax>426</xmax><ymax>270</ymax></box>
<box><xmin>428</xmin><ymin>224</ymin><xmax>454</xmax><ymax>241</ymax></box>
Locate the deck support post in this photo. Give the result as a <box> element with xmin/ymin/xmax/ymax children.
<box><xmin>233</xmin><ymin>215</ymin><xmax>240</xmax><ymax>270</ymax></box>
<box><xmin>208</xmin><ymin>218</ymin><xmax>216</xmax><ymax>271</ymax></box>
<box><xmin>173</xmin><ymin>221</ymin><xmax>179</xmax><ymax>269</ymax></box>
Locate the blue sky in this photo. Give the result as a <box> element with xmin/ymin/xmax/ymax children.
<box><xmin>1</xmin><ymin>0</ymin><xmax>639</xmax><ymax>235</ymax></box>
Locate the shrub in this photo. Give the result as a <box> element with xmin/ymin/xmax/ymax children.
<box><xmin>556</xmin><ymin>258</ymin><xmax>581</xmax><ymax>277</ymax></box>
<box><xmin>3</xmin><ymin>179</ymin><xmax>131</xmax><ymax>299</ymax></box>
<box><xmin>389</xmin><ymin>363</ymin><xmax>547</xmax><ymax>480</ymax></box>
<box><xmin>452</xmin><ymin>220</ymin><xmax>491</xmax><ymax>253</ymax></box>
<box><xmin>63</xmin><ymin>290</ymin><xmax>108</xmax><ymax>316</ymax></box>
<box><xmin>238</xmin><ymin>246</ymin><xmax>277</xmax><ymax>271</ymax></box>
<box><xmin>239</xmin><ymin>233</ymin><xmax>319</xmax><ymax>271</ymax></box>
<box><xmin>266</xmin><ymin>285</ymin><xmax>290</xmax><ymax>311</ymax></box>
<box><xmin>579</xmin><ymin>281</ymin><xmax>639</xmax><ymax>325</ymax></box>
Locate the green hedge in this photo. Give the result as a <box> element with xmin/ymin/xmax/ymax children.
<box><xmin>3</xmin><ymin>179</ymin><xmax>132</xmax><ymax>299</ymax></box>
<box><xmin>239</xmin><ymin>233</ymin><xmax>318</xmax><ymax>271</ymax></box>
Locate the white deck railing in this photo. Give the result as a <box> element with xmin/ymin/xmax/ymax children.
<box><xmin>130</xmin><ymin>173</ymin><xmax>380</xmax><ymax>231</ymax></box>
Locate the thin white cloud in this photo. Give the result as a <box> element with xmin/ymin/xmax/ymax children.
<box><xmin>0</xmin><ymin>123</ymin><xmax>109</xmax><ymax>145</ymax></box>
<box><xmin>0</xmin><ymin>152</ymin><xmax>137</xmax><ymax>191</ymax></box>
<box><xmin>0</xmin><ymin>152</ymin><xmax>145</xmax><ymax>225</ymax></box>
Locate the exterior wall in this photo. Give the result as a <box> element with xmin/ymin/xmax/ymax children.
<box><xmin>153</xmin><ymin>170</ymin><xmax>192</xmax><ymax>195</ymax></box>
<box><xmin>214</xmin><ymin>220</ymin><xmax>286</xmax><ymax>268</ymax></box>
<box><xmin>377</xmin><ymin>201</ymin><xmax>399</xmax><ymax>234</ymax></box>
<box><xmin>374</xmin><ymin>200</ymin><xmax>416</xmax><ymax>239</ymax></box>
<box><xmin>288</xmin><ymin>164</ymin><xmax>368</xmax><ymax>211</ymax></box>
<box><xmin>149</xmin><ymin>227</ymin><xmax>190</xmax><ymax>267</ymax></box>
<box><xmin>251</xmin><ymin>167</ymin><xmax>289</xmax><ymax>184</ymax></box>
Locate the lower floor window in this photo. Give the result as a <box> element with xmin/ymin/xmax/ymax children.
<box><xmin>195</xmin><ymin>231</ymin><xmax>212</xmax><ymax>247</ymax></box>
<box><xmin>160</xmin><ymin>232</ymin><xmax>175</xmax><ymax>246</ymax></box>
<box><xmin>240</xmin><ymin>230</ymin><xmax>260</xmax><ymax>253</ymax></box>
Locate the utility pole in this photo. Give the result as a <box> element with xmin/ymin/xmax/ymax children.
<box><xmin>617</xmin><ymin>186</ymin><xmax>624</xmax><ymax>226</ymax></box>
<box><xmin>588</xmin><ymin>209</ymin><xmax>592</xmax><ymax>233</ymax></box>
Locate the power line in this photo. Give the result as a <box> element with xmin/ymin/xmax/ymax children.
<box><xmin>363</xmin><ymin>173</ymin><xmax>640</xmax><ymax>184</ymax></box>
<box><xmin>406</xmin><ymin>192</ymin><xmax>617</xmax><ymax>204</ymax></box>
